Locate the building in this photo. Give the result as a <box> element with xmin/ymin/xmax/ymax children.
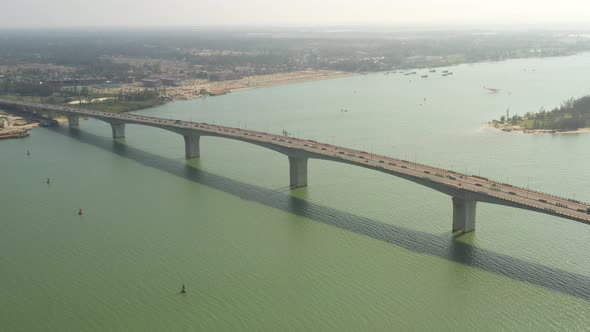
<box><xmin>208</xmin><ymin>71</ymin><xmax>242</xmax><ymax>82</ymax></box>
<box><xmin>141</xmin><ymin>79</ymin><xmax>160</xmax><ymax>88</ymax></box>
<box><xmin>161</xmin><ymin>78</ymin><xmax>181</xmax><ymax>87</ymax></box>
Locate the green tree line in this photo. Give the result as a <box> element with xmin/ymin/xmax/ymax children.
<box><xmin>500</xmin><ymin>95</ymin><xmax>590</xmax><ymax>130</ymax></box>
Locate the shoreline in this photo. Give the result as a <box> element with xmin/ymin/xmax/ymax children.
<box><xmin>0</xmin><ymin>112</ymin><xmax>71</xmax><ymax>139</ymax></box>
<box><xmin>0</xmin><ymin>71</ymin><xmax>356</xmax><ymax>118</ymax></box>
<box><xmin>0</xmin><ymin>114</ymin><xmax>37</xmax><ymax>139</ymax></box>
<box><xmin>488</xmin><ymin>122</ymin><xmax>590</xmax><ymax>134</ymax></box>
<box><xmin>161</xmin><ymin>70</ymin><xmax>356</xmax><ymax>101</ymax></box>
<box><xmin>225</xmin><ymin>71</ymin><xmax>356</xmax><ymax>94</ymax></box>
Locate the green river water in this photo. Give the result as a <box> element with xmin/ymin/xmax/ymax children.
<box><xmin>2</xmin><ymin>54</ymin><xmax>590</xmax><ymax>331</ymax></box>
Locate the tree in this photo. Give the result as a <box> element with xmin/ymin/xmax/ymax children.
<box><xmin>80</xmin><ymin>86</ymin><xmax>89</xmax><ymax>97</ymax></box>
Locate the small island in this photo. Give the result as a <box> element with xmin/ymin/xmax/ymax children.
<box><xmin>490</xmin><ymin>95</ymin><xmax>590</xmax><ymax>133</ymax></box>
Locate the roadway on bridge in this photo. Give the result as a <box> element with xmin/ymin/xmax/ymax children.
<box><xmin>2</xmin><ymin>98</ymin><xmax>589</xmax><ymax>225</ymax></box>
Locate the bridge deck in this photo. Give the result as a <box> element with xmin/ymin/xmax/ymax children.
<box><xmin>2</xmin><ymin>98</ymin><xmax>589</xmax><ymax>225</ymax></box>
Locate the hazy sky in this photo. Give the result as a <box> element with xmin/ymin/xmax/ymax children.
<box><xmin>1</xmin><ymin>0</ymin><xmax>589</xmax><ymax>28</ymax></box>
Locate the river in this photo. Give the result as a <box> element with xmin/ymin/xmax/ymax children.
<box><xmin>2</xmin><ymin>54</ymin><xmax>590</xmax><ymax>331</ymax></box>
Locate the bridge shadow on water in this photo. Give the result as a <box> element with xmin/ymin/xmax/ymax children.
<box><xmin>56</xmin><ymin>127</ymin><xmax>590</xmax><ymax>301</ymax></box>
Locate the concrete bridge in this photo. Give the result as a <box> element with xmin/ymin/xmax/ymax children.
<box><xmin>2</xmin><ymin>98</ymin><xmax>589</xmax><ymax>233</ymax></box>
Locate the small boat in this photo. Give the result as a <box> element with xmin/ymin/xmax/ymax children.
<box><xmin>484</xmin><ymin>86</ymin><xmax>500</xmax><ymax>93</ymax></box>
<box><xmin>421</xmin><ymin>75</ymin><xmax>428</xmax><ymax>78</ymax></box>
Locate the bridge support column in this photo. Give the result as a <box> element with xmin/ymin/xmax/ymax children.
<box><xmin>452</xmin><ymin>197</ymin><xmax>477</xmax><ymax>233</ymax></box>
<box><xmin>110</xmin><ymin>123</ymin><xmax>126</xmax><ymax>139</ymax></box>
<box><xmin>289</xmin><ymin>156</ymin><xmax>308</xmax><ymax>188</ymax></box>
<box><xmin>184</xmin><ymin>135</ymin><xmax>200</xmax><ymax>159</ymax></box>
<box><xmin>68</xmin><ymin>115</ymin><xmax>79</xmax><ymax>127</ymax></box>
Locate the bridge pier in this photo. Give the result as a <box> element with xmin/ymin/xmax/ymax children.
<box><xmin>68</xmin><ymin>115</ymin><xmax>79</xmax><ymax>127</ymax></box>
<box><xmin>289</xmin><ymin>156</ymin><xmax>308</xmax><ymax>188</ymax></box>
<box><xmin>452</xmin><ymin>197</ymin><xmax>477</xmax><ymax>233</ymax></box>
<box><xmin>110</xmin><ymin>123</ymin><xmax>126</xmax><ymax>139</ymax></box>
<box><xmin>184</xmin><ymin>135</ymin><xmax>200</xmax><ymax>159</ymax></box>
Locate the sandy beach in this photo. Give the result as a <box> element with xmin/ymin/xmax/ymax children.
<box><xmin>157</xmin><ymin>70</ymin><xmax>354</xmax><ymax>100</ymax></box>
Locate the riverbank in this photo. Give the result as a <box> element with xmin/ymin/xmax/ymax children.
<box><xmin>0</xmin><ymin>70</ymin><xmax>354</xmax><ymax>113</ymax></box>
<box><xmin>488</xmin><ymin>121</ymin><xmax>590</xmax><ymax>134</ymax></box>
<box><xmin>0</xmin><ymin>128</ymin><xmax>30</xmax><ymax>139</ymax></box>
<box><xmin>0</xmin><ymin>113</ymin><xmax>37</xmax><ymax>139</ymax></box>
<box><xmin>161</xmin><ymin>70</ymin><xmax>355</xmax><ymax>100</ymax></box>
<box><xmin>0</xmin><ymin>110</ymin><xmax>72</xmax><ymax>139</ymax></box>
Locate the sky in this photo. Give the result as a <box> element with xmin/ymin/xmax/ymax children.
<box><xmin>1</xmin><ymin>0</ymin><xmax>589</xmax><ymax>28</ymax></box>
